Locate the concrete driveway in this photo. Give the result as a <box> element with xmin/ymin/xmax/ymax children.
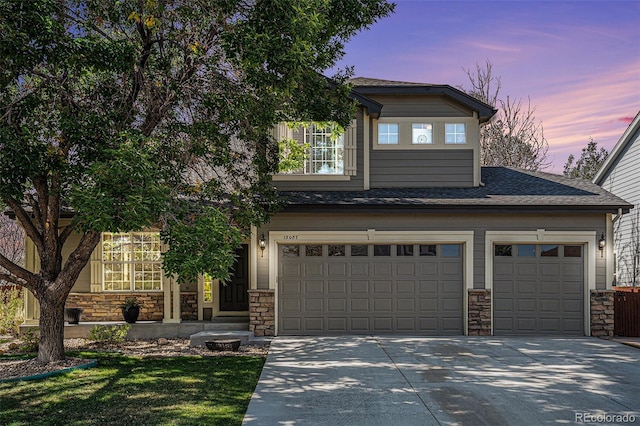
<box><xmin>243</xmin><ymin>336</ymin><xmax>640</xmax><ymax>425</ymax></box>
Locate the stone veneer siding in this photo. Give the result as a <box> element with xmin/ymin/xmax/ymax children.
<box><xmin>66</xmin><ymin>291</ymin><xmax>198</xmax><ymax>322</ymax></box>
<box><xmin>249</xmin><ymin>289</ymin><xmax>275</xmax><ymax>337</ymax></box>
<box><xmin>468</xmin><ymin>289</ymin><xmax>491</xmax><ymax>336</ymax></box>
<box><xmin>590</xmin><ymin>290</ymin><xmax>615</xmax><ymax>337</ymax></box>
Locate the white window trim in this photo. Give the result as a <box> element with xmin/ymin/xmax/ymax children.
<box><xmin>101</xmin><ymin>232</ymin><xmax>164</xmax><ymax>292</ymax></box>
<box><xmin>445</xmin><ymin>123</ymin><xmax>467</xmax><ymax>144</ymax></box>
<box><xmin>485</xmin><ymin>230</ymin><xmax>597</xmax><ymax>336</ymax></box>
<box><xmin>373</xmin><ymin>117</ymin><xmax>476</xmax><ymax>150</ymax></box>
<box><xmin>267</xmin><ymin>230</ymin><xmax>474</xmax><ymax>336</ymax></box>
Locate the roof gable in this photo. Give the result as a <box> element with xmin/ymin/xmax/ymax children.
<box><xmin>593</xmin><ymin>111</ymin><xmax>640</xmax><ymax>185</ymax></box>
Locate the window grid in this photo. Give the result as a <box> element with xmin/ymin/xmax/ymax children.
<box><xmin>378</xmin><ymin>123</ymin><xmax>399</xmax><ymax>144</ymax></box>
<box><xmin>411</xmin><ymin>123</ymin><xmax>433</xmax><ymax>144</ymax></box>
<box><xmin>445</xmin><ymin>123</ymin><xmax>466</xmax><ymax>144</ymax></box>
<box><xmin>102</xmin><ymin>232</ymin><xmax>162</xmax><ymax>291</ymax></box>
<box><xmin>305</xmin><ymin>125</ymin><xmax>344</xmax><ymax>175</ymax></box>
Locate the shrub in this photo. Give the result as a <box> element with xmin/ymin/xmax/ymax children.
<box><xmin>0</xmin><ymin>287</ymin><xmax>24</xmax><ymax>335</ymax></box>
<box><xmin>88</xmin><ymin>324</ymin><xmax>131</xmax><ymax>343</ymax></box>
<box><xmin>19</xmin><ymin>328</ymin><xmax>38</xmax><ymax>353</ymax></box>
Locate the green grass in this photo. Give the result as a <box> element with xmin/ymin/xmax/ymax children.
<box><xmin>0</xmin><ymin>352</ymin><xmax>265</xmax><ymax>426</ymax></box>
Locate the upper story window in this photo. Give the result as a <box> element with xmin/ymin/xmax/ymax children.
<box><xmin>278</xmin><ymin>123</ymin><xmax>345</xmax><ymax>175</ymax></box>
<box><xmin>102</xmin><ymin>232</ymin><xmax>162</xmax><ymax>291</ymax></box>
<box><xmin>412</xmin><ymin>123</ymin><xmax>433</xmax><ymax>144</ymax></box>
<box><xmin>378</xmin><ymin>123</ymin><xmax>399</xmax><ymax>144</ymax></box>
<box><xmin>308</xmin><ymin>125</ymin><xmax>344</xmax><ymax>174</ymax></box>
<box><xmin>445</xmin><ymin>123</ymin><xmax>466</xmax><ymax>144</ymax></box>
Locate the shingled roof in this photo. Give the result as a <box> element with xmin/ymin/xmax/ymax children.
<box><xmin>280</xmin><ymin>167</ymin><xmax>632</xmax><ymax>213</ymax></box>
<box><xmin>349</xmin><ymin>77</ymin><xmax>497</xmax><ymax>123</ymax></box>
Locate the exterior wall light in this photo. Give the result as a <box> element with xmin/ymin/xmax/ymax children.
<box><xmin>598</xmin><ymin>233</ymin><xmax>606</xmax><ymax>257</ymax></box>
<box><xmin>259</xmin><ymin>233</ymin><xmax>266</xmax><ymax>257</ymax></box>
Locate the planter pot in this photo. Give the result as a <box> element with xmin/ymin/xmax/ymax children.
<box><xmin>64</xmin><ymin>307</ymin><xmax>83</xmax><ymax>324</ymax></box>
<box><xmin>121</xmin><ymin>306</ymin><xmax>140</xmax><ymax>323</ymax></box>
<box><xmin>205</xmin><ymin>339</ymin><xmax>241</xmax><ymax>352</ymax></box>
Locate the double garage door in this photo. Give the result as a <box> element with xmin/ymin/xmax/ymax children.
<box><xmin>278</xmin><ymin>243</ymin><xmax>463</xmax><ymax>335</ymax></box>
<box><xmin>493</xmin><ymin>243</ymin><xmax>584</xmax><ymax>335</ymax></box>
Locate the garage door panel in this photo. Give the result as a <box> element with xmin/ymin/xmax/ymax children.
<box><xmin>419</xmin><ymin>281</ymin><xmax>439</xmax><ymax>294</ymax></box>
<box><xmin>351</xmin><ymin>317</ymin><xmax>370</xmax><ymax>331</ymax></box>
<box><xmin>539</xmin><ymin>282</ymin><xmax>561</xmax><ymax>295</ymax></box>
<box><xmin>279</xmin><ymin>243</ymin><xmax>463</xmax><ymax>335</ymax></box>
<box><xmin>373</xmin><ymin>262</ymin><xmax>392</xmax><ymax>275</ymax></box>
<box><xmin>328</xmin><ymin>263</ymin><xmax>347</xmax><ymax>276</ymax></box>
<box><xmin>281</xmin><ymin>317</ymin><xmax>302</xmax><ymax>332</ymax></box>
<box><xmin>539</xmin><ymin>299</ymin><xmax>559</xmax><ymax>312</ymax></box>
<box><xmin>420</xmin><ymin>298</ymin><xmax>438</xmax><ymax>311</ymax></box>
<box><xmin>373</xmin><ymin>281</ymin><xmax>392</xmax><ymax>294</ymax></box>
<box><xmin>304</xmin><ymin>281</ymin><xmax>324</xmax><ymax>294</ymax></box>
<box><xmin>563</xmin><ymin>264</ymin><xmax>582</xmax><ymax>277</ymax></box>
<box><xmin>397</xmin><ymin>263</ymin><xmax>416</xmax><ymax>276</ymax></box>
<box><xmin>494</xmin><ymin>244</ymin><xmax>584</xmax><ymax>336</ymax></box>
<box><xmin>327</xmin><ymin>281</ymin><xmax>347</xmax><ymax>294</ymax></box>
<box><xmin>396</xmin><ymin>298</ymin><xmax>415</xmax><ymax>312</ymax></box>
<box><xmin>305</xmin><ymin>298</ymin><xmax>323</xmax><ymax>312</ymax></box>
<box><xmin>351</xmin><ymin>263</ymin><xmax>369</xmax><ymax>276</ymax></box>
<box><xmin>350</xmin><ymin>281</ymin><xmax>369</xmax><ymax>293</ymax></box>
<box><xmin>517</xmin><ymin>264</ymin><xmax>537</xmax><ymax>275</ymax></box>
<box><xmin>420</xmin><ymin>263</ymin><xmax>438</xmax><ymax>275</ymax></box>
<box><xmin>373</xmin><ymin>298</ymin><xmax>392</xmax><ymax>311</ymax></box>
<box><xmin>304</xmin><ymin>318</ymin><xmax>323</xmax><ymax>331</ymax></box>
<box><xmin>373</xmin><ymin>318</ymin><xmax>393</xmax><ymax>331</ymax></box>
<box><xmin>397</xmin><ymin>281</ymin><xmax>416</xmax><ymax>293</ymax></box>
<box><xmin>327</xmin><ymin>298</ymin><xmax>346</xmax><ymax>312</ymax></box>
<box><xmin>281</xmin><ymin>298</ymin><xmax>301</xmax><ymax>312</ymax></box>
<box><xmin>303</xmin><ymin>262</ymin><xmax>325</xmax><ymax>276</ymax></box>
<box><xmin>563</xmin><ymin>299</ymin><xmax>582</xmax><ymax>312</ymax></box>
<box><xmin>350</xmin><ymin>298</ymin><xmax>369</xmax><ymax>311</ymax></box>
<box><xmin>516</xmin><ymin>281</ymin><xmax>536</xmax><ymax>295</ymax></box>
<box><xmin>327</xmin><ymin>318</ymin><xmax>347</xmax><ymax>332</ymax></box>
<box><xmin>281</xmin><ymin>281</ymin><xmax>301</xmax><ymax>295</ymax></box>
<box><xmin>396</xmin><ymin>318</ymin><xmax>416</xmax><ymax>331</ymax></box>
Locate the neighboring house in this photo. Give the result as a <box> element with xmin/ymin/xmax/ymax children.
<box><xmin>593</xmin><ymin>111</ymin><xmax>640</xmax><ymax>286</ymax></box>
<box><xmin>22</xmin><ymin>77</ymin><xmax>632</xmax><ymax>338</ymax></box>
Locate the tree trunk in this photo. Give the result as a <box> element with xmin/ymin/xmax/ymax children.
<box><xmin>37</xmin><ymin>292</ymin><xmax>67</xmax><ymax>363</ymax></box>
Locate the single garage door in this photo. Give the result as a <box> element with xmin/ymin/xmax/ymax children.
<box><xmin>493</xmin><ymin>243</ymin><xmax>584</xmax><ymax>335</ymax></box>
<box><xmin>278</xmin><ymin>243</ymin><xmax>463</xmax><ymax>335</ymax></box>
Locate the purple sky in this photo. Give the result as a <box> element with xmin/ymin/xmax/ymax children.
<box><xmin>333</xmin><ymin>0</ymin><xmax>640</xmax><ymax>174</ymax></box>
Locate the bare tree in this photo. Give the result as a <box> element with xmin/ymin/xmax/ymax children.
<box><xmin>614</xmin><ymin>209</ymin><xmax>640</xmax><ymax>286</ymax></box>
<box><xmin>462</xmin><ymin>60</ymin><xmax>549</xmax><ymax>170</ymax></box>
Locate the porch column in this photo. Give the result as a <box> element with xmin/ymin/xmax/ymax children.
<box><xmin>163</xmin><ymin>277</ymin><xmax>180</xmax><ymax>323</ymax></box>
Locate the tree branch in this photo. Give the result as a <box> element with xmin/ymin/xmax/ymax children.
<box><xmin>0</xmin><ymin>251</ymin><xmax>35</xmax><ymax>286</ymax></box>
<box><xmin>4</xmin><ymin>197</ymin><xmax>44</xmax><ymax>254</ymax></box>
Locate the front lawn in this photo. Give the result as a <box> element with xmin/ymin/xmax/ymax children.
<box><xmin>0</xmin><ymin>351</ymin><xmax>265</xmax><ymax>425</ymax></box>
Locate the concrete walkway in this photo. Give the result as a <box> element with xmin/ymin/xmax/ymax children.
<box><xmin>243</xmin><ymin>336</ymin><xmax>640</xmax><ymax>425</ymax></box>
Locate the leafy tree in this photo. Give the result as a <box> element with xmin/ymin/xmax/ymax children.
<box><xmin>0</xmin><ymin>0</ymin><xmax>394</xmax><ymax>363</ymax></box>
<box><xmin>462</xmin><ymin>60</ymin><xmax>549</xmax><ymax>170</ymax></box>
<box><xmin>563</xmin><ymin>137</ymin><xmax>609</xmax><ymax>180</ymax></box>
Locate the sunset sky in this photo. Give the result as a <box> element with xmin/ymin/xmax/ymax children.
<box><xmin>333</xmin><ymin>0</ymin><xmax>640</xmax><ymax>174</ymax></box>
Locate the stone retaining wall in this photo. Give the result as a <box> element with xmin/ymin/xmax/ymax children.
<box><xmin>66</xmin><ymin>292</ymin><xmax>198</xmax><ymax>322</ymax></box>
<box><xmin>248</xmin><ymin>289</ymin><xmax>275</xmax><ymax>336</ymax></box>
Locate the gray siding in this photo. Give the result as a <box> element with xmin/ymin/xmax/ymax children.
<box><xmin>370</xmin><ymin>95</ymin><xmax>474</xmax><ymax>118</ymax></box>
<box><xmin>370</xmin><ymin>150</ymin><xmax>473</xmax><ymax>188</ymax></box>
<box><xmin>600</xmin><ymin>124</ymin><xmax>640</xmax><ymax>285</ymax></box>
<box><xmin>257</xmin><ymin>212</ymin><xmax>607</xmax><ymax>290</ymax></box>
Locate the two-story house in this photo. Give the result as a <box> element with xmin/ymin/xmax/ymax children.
<box><xmin>21</xmin><ymin>77</ymin><xmax>631</xmax><ymax>338</ymax></box>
